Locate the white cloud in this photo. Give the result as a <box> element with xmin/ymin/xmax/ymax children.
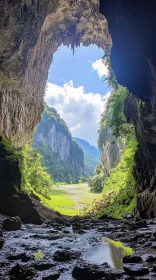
<box><xmin>70</xmin><ymin>123</ymin><xmax>82</xmax><ymax>131</ymax></box>
<box><xmin>92</xmin><ymin>59</ymin><xmax>109</xmax><ymax>78</ymax></box>
<box><xmin>45</xmin><ymin>81</ymin><xmax>110</xmax><ymax>146</ymax></box>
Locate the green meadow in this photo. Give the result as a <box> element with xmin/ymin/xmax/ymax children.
<box><xmin>38</xmin><ymin>183</ymin><xmax>100</xmax><ymax>216</ymax></box>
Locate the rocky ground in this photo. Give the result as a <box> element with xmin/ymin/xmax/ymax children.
<box><xmin>0</xmin><ymin>214</ymin><xmax>156</xmax><ymax>279</ymax></box>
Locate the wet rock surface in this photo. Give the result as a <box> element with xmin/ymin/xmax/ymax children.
<box><xmin>42</xmin><ymin>271</ymin><xmax>61</xmax><ymax>280</ymax></box>
<box><xmin>122</xmin><ymin>255</ymin><xmax>142</xmax><ymax>264</ymax></box>
<box><xmin>0</xmin><ymin>215</ymin><xmax>156</xmax><ymax>279</ymax></box>
<box><xmin>72</xmin><ymin>261</ymin><xmax>123</xmax><ymax>279</ymax></box>
<box><xmin>3</xmin><ymin>216</ymin><xmax>21</xmax><ymax>231</ymax></box>
<box><xmin>123</xmin><ymin>264</ymin><xmax>149</xmax><ymax>276</ymax></box>
<box><xmin>53</xmin><ymin>249</ymin><xmax>81</xmax><ymax>262</ymax></box>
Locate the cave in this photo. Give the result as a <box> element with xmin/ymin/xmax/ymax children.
<box><xmin>1</xmin><ymin>0</ymin><xmax>156</xmax><ymax>217</ymax></box>
<box><xmin>1</xmin><ymin>0</ymin><xmax>156</xmax><ymax>278</ymax></box>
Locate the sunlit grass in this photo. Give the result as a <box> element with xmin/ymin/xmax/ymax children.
<box><xmin>104</xmin><ymin>238</ymin><xmax>132</xmax><ymax>256</ymax></box>
<box><xmin>36</xmin><ymin>183</ymin><xmax>100</xmax><ymax>216</ymax></box>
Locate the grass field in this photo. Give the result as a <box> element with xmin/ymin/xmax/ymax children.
<box><xmin>39</xmin><ymin>183</ymin><xmax>101</xmax><ymax>216</ymax></box>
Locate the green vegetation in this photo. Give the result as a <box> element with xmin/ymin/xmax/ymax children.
<box><xmin>87</xmin><ymin>138</ymin><xmax>137</xmax><ymax>218</ymax></box>
<box><xmin>84</xmin><ymin>151</ymin><xmax>99</xmax><ymax>177</ymax></box>
<box><xmin>102</xmin><ymin>46</ymin><xmax>118</xmax><ymax>90</ymax></box>
<box><xmin>35</xmin><ymin>144</ymin><xmax>83</xmax><ymax>184</ymax></box>
<box><xmin>34</xmin><ymin>252</ymin><xmax>44</xmax><ymax>259</ymax></box>
<box><xmin>104</xmin><ymin>238</ymin><xmax>132</xmax><ymax>256</ymax></box>
<box><xmin>37</xmin><ymin>183</ymin><xmax>100</xmax><ymax>216</ymax></box>
<box><xmin>20</xmin><ymin>145</ymin><xmax>53</xmax><ymax>198</ymax></box>
<box><xmin>105</xmin><ymin>238</ymin><xmax>132</xmax><ymax>270</ymax></box>
<box><xmin>44</xmin><ymin>103</ymin><xmax>70</xmax><ymax>136</ymax></box>
<box><xmin>33</xmin><ymin>104</ymin><xmax>84</xmax><ymax>184</ymax></box>
<box><xmin>73</xmin><ymin>137</ymin><xmax>100</xmax><ymax>177</ymax></box>
<box><xmin>0</xmin><ymin>135</ymin><xmax>21</xmax><ymax>200</ymax></box>
<box><xmin>109</xmin><ymin>87</ymin><xmax>133</xmax><ymax>137</ymax></box>
<box><xmin>87</xmin><ymin>81</ymin><xmax>137</xmax><ymax>218</ymax></box>
<box><xmin>88</xmin><ymin>163</ymin><xmax>105</xmax><ymax>193</ymax></box>
<box><xmin>0</xmin><ymin>134</ymin><xmax>19</xmax><ymax>164</ymax></box>
<box><xmin>98</xmin><ymin>85</ymin><xmax>132</xmax><ymax>148</ymax></box>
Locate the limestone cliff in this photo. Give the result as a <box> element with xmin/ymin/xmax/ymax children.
<box><xmin>33</xmin><ymin>105</ymin><xmax>84</xmax><ymax>183</ymax></box>
<box><xmin>98</xmin><ymin>107</ymin><xmax>124</xmax><ymax>176</ymax></box>
<box><xmin>0</xmin><ymin>0</ymin><xmax>110</xmax><ymax>218</ymax></box>
<box><xmin>0</xmin><ymin>0</ymin><xmax>110</xmax><ymax>148</ymax></box>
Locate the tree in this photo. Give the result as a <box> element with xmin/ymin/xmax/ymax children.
<box><xmin>20</xmin><ymin>145</ymin><xmax>53</xmax><ymax>198</ymax></box>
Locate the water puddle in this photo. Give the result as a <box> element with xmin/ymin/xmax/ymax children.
<box><xmin>69</xmin><ymin>232</ymin><xmax>132</xmax><ymax>270</ymax></box>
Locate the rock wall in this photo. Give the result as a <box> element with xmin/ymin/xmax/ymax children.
<box><xmin>0</xmin><ymin>0</ymin><xmax>110</xmax><ymax>215</ymax></box>
<box><xmin>0</xmin><ymin>0</ymin><xmax>110</xmax><ymax>148</ymax></box>
<box><xmin>98</xmin><ymin>105</ymin><xmax>124</xmax><ymax>176</ymax></box>
<box><xmin>100</xmin><ymin>0</ymin><xmax>156</xmax><ymax>217</ymax></box>
<box><xmin>100</xmin><ymin>137</ymin><xmax>121</xmax><ymax>177</ymax></box>
<box><xmin>34</xmin><ymin>114</ymin><xmax>71</xmax><ymax>162</ymax></box>
<box><xmin>33</xmin><ymin>106</ymin><xmax>84</xmax><ymax>182</ymax></box>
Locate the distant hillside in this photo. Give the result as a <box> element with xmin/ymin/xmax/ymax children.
<box><xmin>73</xmin><ymin>137</ymin><xmax>100</xmax><ymax>159</ymax></box>
<box><xmin>33</xmin><ymin>104</ymin><xmax>84</xmax><ymax>183</ymax></box>
<box><xmin>73</xmin><ymin>137</ymin><xmax>100</xmax><ymax>177</ymax></box>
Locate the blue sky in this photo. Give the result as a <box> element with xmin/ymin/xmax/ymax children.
<box><xmin>48</xmin><ymin>44</ymin><xmax>109</xmax><ymax>95</ymax></box>
<box><xmin>45</xmin><ymin>44</ymin><xmax>110</xmax><ymax>146</ymax></box>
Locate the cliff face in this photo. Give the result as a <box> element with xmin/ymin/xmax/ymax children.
<box><xmin>73</xmin><ymin>137</ymin><xmax>100</xmax><ymax>177</ymax></box>
<box><xmin>0</xmin><ymin>0</ymin><xmax>110</xmax><ymax>148</ymax></box>
<box><xmin>98</xmin><ymin>108</ymin><xmax>123</xmax><ymax>176</ymax></box>
<box><xmin>0</xmin><ymin>0</ymin><xmax>110</xmax><ymax>215</ymax></box>
<box><xmin>34</xmin><ymin>113</ymin><xmax>71</xmax><ymax>162</ymax></box>
<box><xmin>100</xmin><ymin>138</ymin><xmax>121</xmax><ymax>177</ymax></box>
<box><xmin>33</xmin><ymin>105</ymin><xmax>84</xmax><ymax>183</ymax></box>
<box><xmin>100</xmin><ymin>0</ymin><xmax>156</xmax><ymax>218</ymax></box>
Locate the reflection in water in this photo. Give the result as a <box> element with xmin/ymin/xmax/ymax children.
<box><xmin>84</xmin><ymin>238</ymin><xmax>132</xmax><ymax>270</ymax></box>
<box><xmin>104</xmin><ymin>238</ymin><xmax>132</xmax><ymax>270</ymax></box>
<box><xmin>69</xmin><ymin>232</ymin><xmax>132</xmax><ymax>270</ymax></box>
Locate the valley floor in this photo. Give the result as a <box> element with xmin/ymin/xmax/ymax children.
<box><xmin>41</xmin><ymin>183</ymin><xmax>101</xmax><ymax>216</ymax></box>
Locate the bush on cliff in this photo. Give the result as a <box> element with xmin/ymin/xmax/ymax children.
<box><xmin>88</xmin><ymin>163</ymin><xmax>104</xmax><ymax>193</ymax></box>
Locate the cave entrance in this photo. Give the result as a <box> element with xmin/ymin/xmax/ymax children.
<box><xmin>32</xmin><ymin>43</ymin><xmax>111</xmax><ymax>216</ymax></box>
<box><xmin>46</xmin><ymin>43</ymin><xmax>109</xmax><ymax>147</ymax></box>
<box><xmin>0</xmin><ymin>0</ymin><xmax>113</xmax><ymax>219</ymax></box>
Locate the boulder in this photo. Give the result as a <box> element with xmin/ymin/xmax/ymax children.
<box><xmin>122</xmin><ymin>255</ymin><xmax>142</xmax><ymax>263</ymax></box>
<box><xmin>9</xmin><ymin>264</ymin><xmax>35</xmax><ymax>279</ymax></box>
<box><xmin>7</xmin><ymin>252</ymin><xmax>25</xmax><ymax>260</ymax></box>
<box><xmin>72</xmin><ymin>261</ymin><xmax>123</xmax><ymax>280</ymax></box>
<box><xmin>21</xmin><ymin>254</ymin><xmax>32</xmax><ymax>262</ymax></box>
<box><xmin>53</xmin><ymin>249</ymin><xmax>81</xmax><ymax>262</ymax></box>
<box><xmin>143</xmin><ymin>254</ymin><xmax>156</xmax><ymax>262</ymax></box>
<box><xmin>3</xmin><ymin>216</ymin><xmax>21</xmax><ymax>231</ymax></box>
<box><xmin>42</xmin><ymin>271</ymin><xmax>61</xmax><ymax>280</ymax></box>
<box><xmin>0</xmin><ymin>238</ymin><xmax>4</xmax><ymax>249</ymax></box>
<box><xmin>34</xmin><ymin>262</ymin><xmax>55</xmax><ymax>271</ymax></box>
<box><xmin>123</xmin><ymin>264</ymin><xmax>149</xmax><ymax>276</ymax></box>
<box><xmin>7</xmin><ymin>192</ymin><xmax>60</xmax><ymax>224</ymax></box>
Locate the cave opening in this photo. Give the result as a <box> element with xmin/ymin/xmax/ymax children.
<box><xmin>32</xmin><ymin>43</ymin><xmax>111</xmax><ymax>216</ymax></box>
<box><xmin>1</xmin><ymin>1</ymin><xmax>156</xmax><ymax>278</ymax></box>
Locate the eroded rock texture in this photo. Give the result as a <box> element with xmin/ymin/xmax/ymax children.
<box><xmin>100</xmin><ymin>0</ymin><xmax>156</xmax><ymax>217</ymax></box>
<box><xmin>0</xmin><ymin>0</ymin><xmax>110</xmax><ymax>148</ymax></box>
